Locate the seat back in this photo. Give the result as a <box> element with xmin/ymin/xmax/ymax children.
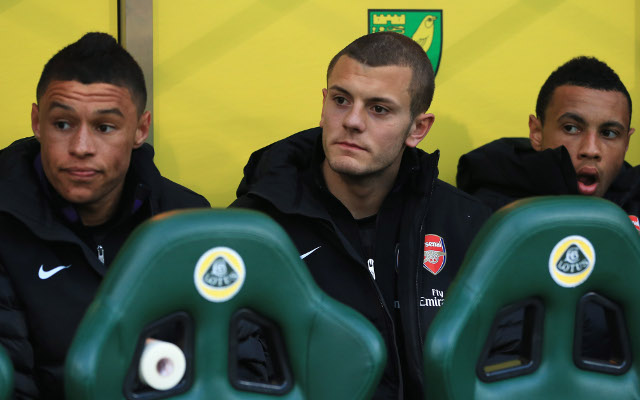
<box><xmin>66</xmin><ymin>209</ymin><xmax>385</xmax><ymax>400</ymax></box>
<box><xmin>0</xmin><ymin>345</ymin><xmax>12</xmax><ymax>400</ymax></box>
<box><xmin>424</xmin><ymin>196</ymin><xmax>640</xmax><ymax>399</ymax></box>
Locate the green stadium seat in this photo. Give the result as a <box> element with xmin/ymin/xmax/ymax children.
<box><xmin>66</xmin><ymin>209</ymin><xmax>385</xmax><ymax>400</ymax></box>
<box><xmin>424</xmin><ymin>196</ymin><xmax>640</xmax><ymax>399</ymax></box>
<box><xmin>0</xmin><ymin>345</ymin><xmax>13</xmax><ymax>400</ymax></box>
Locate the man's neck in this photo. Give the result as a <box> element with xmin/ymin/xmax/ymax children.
<box><xmin>76</xmin><ymin>183</ymin><xmax>125</xmax><ymax>227</ymax></box>
<box><xmin>322</xmin><ymin>160</ymin><xmax>400</xmax><ymax>220</ymax></box>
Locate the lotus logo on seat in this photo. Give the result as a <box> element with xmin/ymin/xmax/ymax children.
<box><xmin>194</xmin><ymin>247</ymin><xmax>245</xmax><ymax>302</ymax></box>
<box><xmin>556</xmin><ymin>245</ymin><xmax>589</xmax><ymax>274</ymax></box>
<box><xmin>549</xmin><ymin>236</ymin><xmax>595</xmax><ymax>288</ymax></box>
<box><xmin>203</xmin><ymin>257</ymin><xmax>238</xmax><ymax>287</ymax></box>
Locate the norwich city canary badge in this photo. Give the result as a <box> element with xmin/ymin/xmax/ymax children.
<box><xmin>368</xmin><ymin>9</ymin><xmax>443</xmax><ymax>75</ymax></box>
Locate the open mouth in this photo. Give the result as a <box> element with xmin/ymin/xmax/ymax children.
<box><xmin>576</xmin><ymin>171</ymin><xmax>599</xmax><ymax>195</ymax></box>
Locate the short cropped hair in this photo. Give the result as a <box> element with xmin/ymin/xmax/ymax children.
<box><xmin>327</xmin><ymin>32</ymin><xmax>435</xmax><ymax>118</ymax></box>
<box><xmin>36</xmin><ymin>32</ymin><xmax>147</xmax><ymax>116</ymax></box>
<box><xmin>536</xmin><ymin>56</ymin><xmax>632</xmax><ymax>126</ymax></box>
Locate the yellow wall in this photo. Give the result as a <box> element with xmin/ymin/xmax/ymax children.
<box><xmin>1</xmin><ymin>2</ymin><xmax>637</xmax><ymax>207</ymax></box>
<box><xmin>0</xmin><ymin>0</ymin><xmax>118</xmax><ymax>149</ymax></box>
<box><xmin>154</xmin><ymin>0</ymin><xmax>639</xmax><ymax>206</ymax></box>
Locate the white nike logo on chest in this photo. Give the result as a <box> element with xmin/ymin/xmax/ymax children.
<box><xmin>300</xmin><ymin>246</ymin><xmax>321</xmax><ymax>259</ymax></box>
<box><xmin>38</xmin><ymin>265</ymin><xmax>71</xmax><ymax>280</ymax></box>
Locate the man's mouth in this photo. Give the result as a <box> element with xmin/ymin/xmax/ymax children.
<box><xmin>337</xmin><ymin>141</ymin><xmax>365</xmax><ymax>151</ymax></box>
<box><xmin>576</xmin><ymin>168</ymin><xmax>599</xmax><ymax>196</ymax></box>
<box><xmin>63</xmin><ymin>168</ymin><xmax>99</xmax><ymax>179</ymax></box>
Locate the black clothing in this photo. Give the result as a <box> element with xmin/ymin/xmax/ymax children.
<box><xmin>457</xmin><ymin>137</ymin><xmax>578</xmax><ymax>211</ymax></box>
<box><xmin>605</xmin><ymin>162</ymin><xmax>640</xmax><ymax>217</ymax></box>
<box><xmin>232</xmin><ymin>127</ymin><xmax>491</xmax><ymax>399</ymax></box>
<box><xmin>457</xmin><ymin>137</ymin><xmax>640</xmax><ymax>371</ymax></box>
<box><xmin>457</xmin><ymin>137</ymin><xmax>640</xmax><ymax>221</ymax></box>
<box><xmin>0</xmin><ymin>137</ymin><xmax>210</xmax><ymax>399</ymax></box>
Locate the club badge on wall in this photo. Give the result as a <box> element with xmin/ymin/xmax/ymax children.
<box><xmin>368</xmin><ymin>9</ymin><xmax>443</xmax><ymax>75</ymax></box>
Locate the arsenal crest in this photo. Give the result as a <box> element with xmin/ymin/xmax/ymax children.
<box><xmin>368</xmin><ymin>9</ymin><xmax>443</xmax><ymax>75</ymax></box>
<box><xmin>423</xmin><ymin>234</ymin><xmax>446</xmax><ymax>275</ymax></box>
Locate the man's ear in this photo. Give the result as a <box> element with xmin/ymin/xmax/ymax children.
<box><xmin>529</xmin><ymin>114</ymin><xmax>543</xmax><ymax>151</ymax></box>
<box><xmin>31</xmin><ymin>103</ymin><xmax>41</xmax><ymax>141</ymax></box>
<box><xmin>134</xmin><ymin>111</ymin><xmax>151</xmax><ymax>148</ymax></box>
<box><xmin>319</xmin><ymin>88</ymin><xmax>328</xmax><ymax>127</ymax></box>
<box><xmin>625</xmin><ymin>127</ymin><xmax>635</xmax><ymax>152</ymax></box>
<box><xmin>405</xmin><ymin>113</ymin><xmax>435</xmax><ymax>148</ymax></box>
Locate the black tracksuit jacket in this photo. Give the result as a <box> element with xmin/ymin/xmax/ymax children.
<box><xmin>457</xmin><ymin>137</ymin><xmax>579</xmax><ymax>211</ymax></box>
<box><xmin>604</xmin><ymin>162</ymin><xmax>640</xmax><ymax>218</ymax></box>
<box><xmin>231</xmin><ymin>127</ymin><xmax>491</xmax><ymax>399</ymax></box>
<box><xmin>457</xmin><ymin>137</ymin><xmax>640</xmax><ymax>223</ymax></box>
<box><xmin>0</xmin><ymin>137</ymin><xmax>210</xmax><ymax>399</ymax></box>
<box><xmin>456</xmin><ymin>137</ymin><xmax>640</xmax><ymax>365</ymax></box>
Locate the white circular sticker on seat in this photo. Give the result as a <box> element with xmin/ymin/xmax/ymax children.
<box><xmin>548</xmin><ymin>235</ymin><xmax>595</xmax><ymax>288</ymax></box>
<box><xmin>194</xmin><ymin>247</ymin><xmax>245</xmax><ymax>302</ymax></box>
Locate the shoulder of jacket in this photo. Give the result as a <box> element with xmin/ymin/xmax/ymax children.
<box><xmin>155</xmin><ymin>176</ymin><xmax>211</xmax><ymax>208</ymax></box>
<box><xmin>433</xmin><ymin>180</ymin><xmax>492</xmax><ymax>213</ymax></box>
<box><xmin>0</xmin><ymin>137</ymin><xmax>39</xmax><ymax>167</ymax></box>
<box><xmin>3</xmin><ymin>136</ymin><xmax>39</xmax><ymax>151</ymax></box>
<box><xmin>230</xmin><ymin>193</ymin><xmax>267</xmax><ymax>209</ymax></box>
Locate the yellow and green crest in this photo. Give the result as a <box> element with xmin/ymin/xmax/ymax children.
<box><xmin>368</xmin><ymin>9</ymin><xmax>443</xmax><ymax>75</ymax></box>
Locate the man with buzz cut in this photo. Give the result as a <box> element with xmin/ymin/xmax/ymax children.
<box><xmin>0</xmin><ymin>32</ymin><xmax>210</xmax><ymax>399</ymax></box>
<box><xmin>457</xmin><ymin>56</ymin><xmax>639</xmax><ymax>225</ymax></box>
<box><xmin>232</xmin><ymin>32</ymin><xmax>491</xmax><ymax>398</ymax></box>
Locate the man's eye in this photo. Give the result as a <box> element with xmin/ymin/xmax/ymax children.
<box><xmin>563</xmin><ymin>125</ymin><xmax>579</xmax><ymax>134</ymax></box>
<box><xmin>97</xmin><ymin>124</ymin><xmax>115</xmax><ymax>133</ymax></box>
<box><xmin>334</xmin><ymin>96</ymin><xmax>348</xmax><ymax>105</ymax></box>
<box><xmin>601</xmin><ymin>129</ymin><xmax>619</xmax><ymax>139</ymax></box>
<box><xmin>54</xmin><ymin>121</ymin><xmax>70</xmax><ymax>130</ymax></box>
<box><xmin>372</xmin><ymin>105</ymin><xmax>388</xmax><ymax>114</ymax></box>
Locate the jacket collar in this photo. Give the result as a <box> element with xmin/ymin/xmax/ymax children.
<box><xmin>0</xmin><ymin>137</ymin><xmax>157</xmax><ymax>232</ymax></box>
<box><xmin>237</xmin><ymin>127</ymin><xmax>441</xmax><ymax>217</ymax></box>
<box><xmin>605</xmin><ymin>161</ymin><xmax>640</xmax><ymax>208</ymax></box>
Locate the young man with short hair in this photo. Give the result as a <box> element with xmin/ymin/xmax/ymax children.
<box><xmin>0</xmin><ymin>32</ymin><xmax>210</xmax><ymax>399</ymax></box>
<box><xmin>457</xmin><ymin>57</ymin><xmax>637</xmax><ymax>220</ymax></box>
<box><xmin>233</xmin><ymin>32</ymin><xmax>490</xmax><ymax>399</ymax></box>
<box><xmin>457</xmin><ymin>56</ymin><xmax>637</xmax><ymax>367</ymax></box>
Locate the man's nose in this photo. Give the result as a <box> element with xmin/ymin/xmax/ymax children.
<box><xmin>578</xmin><ymin>130</ymin><xmax>601</xmax><ymax>161</ymax></box>
<box><xmin>343</xmin><ymin>104</ymin><xmax>366</xmax><ymax>132</ymax></box>
<box><xmin>69</xmin><ymin>123</ymin><xmax>96</xmax><ymax>158</ymax></box>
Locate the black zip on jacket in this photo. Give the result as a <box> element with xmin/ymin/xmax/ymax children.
<box><xmin>231</xmin><ymin>127</ymin><xmax>491</xmax><ymax>399</ymax></box>
<box><xmin>0</xmin><ymin>137</ymin><xmax>210</xmax><ymax>399</ymax></box>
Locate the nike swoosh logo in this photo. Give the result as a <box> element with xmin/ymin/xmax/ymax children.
<box><xmin>38</xmin><ymin>265</ymin><xmax>71</xmax><ymax>280</ymax></box>
<box><xmin>300</xmin><ymin>246</ymin><xmax>321</xmax><ymax>260</ymax></box>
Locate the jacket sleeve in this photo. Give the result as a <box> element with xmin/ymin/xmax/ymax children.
<box><xmin>0</xmin><ymin>262</ymin><xmax>39</xmax><ymax>399</ymax></box>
